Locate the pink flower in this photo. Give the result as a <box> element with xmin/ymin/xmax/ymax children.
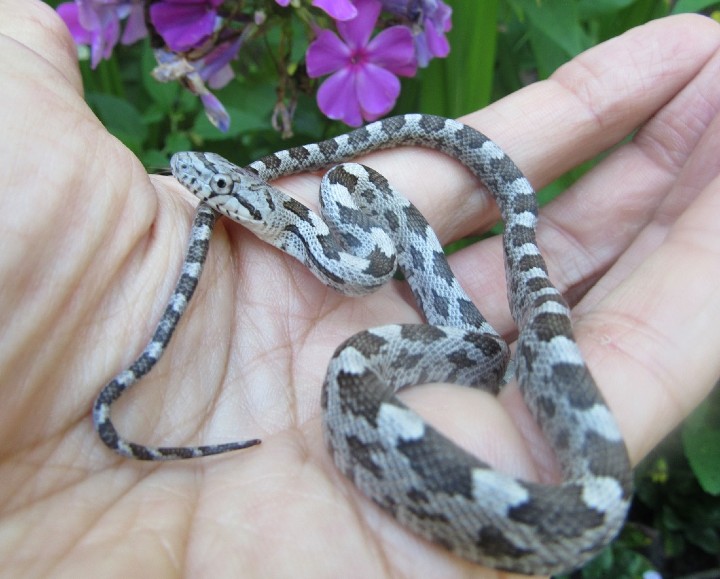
<box><xmin>306</xmin><ymin>0</ymin><xmax>416</xmax><ymax>126</ymax></box>
<box><xmin>275</xmin><ymin>0</ymin><xmax>358</xmax><ymax>20</ymax></box>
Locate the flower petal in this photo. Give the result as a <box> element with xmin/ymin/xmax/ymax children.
<box><xmin>76</xmin><ymin>0</ymin><xmax>102</xmax><ymax>32</ymax></box>
<box><xmin>200</xmin><ymin>91</ymin><xmax>230</xmax><ymax>132</ymax></box>
<box><xmin>356</xmin><ymin>63</ymin><xmax>399</xmax><ymax>119</ymax></box>
<box><xmin>163</xmin><ymin>0</ymin><xmax>223</xmax><ymax>6</ymax></box>
<box><xmin>199</xmin><ymin>38</ymin><xmax>242</xmax><ymax>87</ymax></box>
<box><xmin>61</xmin><ymin>0</ymin><xmax>120</xmax><ymax>67</ymax></box>
<box><xmin>437</xmin><ymin>1</ymin><xmax>453</xmax><ymax>33</ymax></box>
<box><xmin>90</xmin><ymin>17</ymin><xmax>120</xmax><ymax>68</ymax></box>
<box><xmin>316</xmin><ymin>69</ymin><xmax>363</xmax><ymax>127</ymax></box>
<box><xmin>367</xmin><ymin>25</ymin><xmax>417</xmax><ymax>77</ymax></box>
<box><xmin>150</xmin><ymin>2</ymin><xmax>217</xmax><ymax>52</ymax></box>
<box><xmin>413</xmin><ymin>33</ymin><xmax>430</xmax><ymax>68</ymax></box>
<box><xmin>57</xmin><ymin>3</ymin><xmax>92</xmax><ymax>45</ymax></box>
<box><xmin>121</xmin><ymin>4</ymin><xmax>148</xmax><ymax>45</ymax></box>
<box><xmin>424</xmin><ymin>20</ymin><xmax>450</xmax><ymax>59</ymax></box>
<box><xmin>312</xmin><ymin>0</ymin><xmax>357</xmax><ymax>20</ymax></box>
<box><xmin>336</xmin><ymin>0</ymin><xmax>381</xmax><ymax>50</ymax></box>
<box><xmin>306</xmin><ymin>30</ymin><xmax>350</xmax><ymax>78</ymax></box>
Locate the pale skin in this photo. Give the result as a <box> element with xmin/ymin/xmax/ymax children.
<box><xmin>1</xmin><ymin>1</ymin><xmax>719</xmax><ymax>577</ymax></box>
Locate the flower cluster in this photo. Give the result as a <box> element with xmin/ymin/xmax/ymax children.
<box><xmin>57</xmin><ymin>0</ymin><xmax>452</xmax><ymax>130</ymax></box>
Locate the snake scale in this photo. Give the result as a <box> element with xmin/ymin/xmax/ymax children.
<box><xmin>93</xmin><ymin>114</ymin><xmax>633</xmax><ymax>574</ymax></box>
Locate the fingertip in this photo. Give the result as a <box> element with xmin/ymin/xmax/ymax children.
<box><xmin>0</xmin><ymin>0</ymin><xmax>83</xmax><ymax>94</ymax></box>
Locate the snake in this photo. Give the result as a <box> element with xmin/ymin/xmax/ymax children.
<box><xmin>93</xmin><ymin>114</ymin><xmax>633</xmax><ymax>574</ymax></box>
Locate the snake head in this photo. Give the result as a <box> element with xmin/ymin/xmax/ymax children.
<box><xmin>170</xmin><ymin>151</ymin><xmax>273</xmax><ymax>226</ymax></box>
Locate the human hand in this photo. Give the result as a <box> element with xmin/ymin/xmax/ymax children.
<box><xmin>1</xmin><ymin>1</ymin><xmax>719</xmax><ymax>577</ymax></box>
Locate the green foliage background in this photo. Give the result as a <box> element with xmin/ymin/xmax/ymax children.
<box><xmin>45</xmin><ymin>0</ymin><xmax>720</xmax><ymax>577</ymax></box>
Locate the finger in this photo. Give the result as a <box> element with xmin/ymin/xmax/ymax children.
<box><xmin>0</xmin><ymin>14</ymin><xmax>168</xmax><ymax>456</ymax></box>
<box><xmin>479</xmin><ymin>102</ymin><xmax>720</xmax><ymax>471</ymax></box>
<box><xmin>449</xmin><ymin>15</ymin><xmax>720</xmax><ymax>334</ymax></box>
<box><xmin>0</xmin><ymin>0</ymin><xmax>83</xmax><ymax>92</ymax></box>
<box><xmin>576</xmin><ymin>45</ymin><xmax>720</xmax><ymax>309</ymax></box>
<box><xmin>581</xmin><ymin>161</ymin><xmax>720</xmax><ymax>464</ymax></box>
<box><xmin>435</xmin><ymin>116</ymin><xmax>720</xmax><ymax>492</ymax></box>
<box><xmin>454</xmin><ymin>14</ymin><xmax>720</xmax><ymax>239</ymax></box>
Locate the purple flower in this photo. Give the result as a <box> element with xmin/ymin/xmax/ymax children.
<box><xmin>311</xmin><ymin>0</ymin><xmax>358</xmax><ymax>20</ymax></box>
<box><xmin>57</xmin><ymin>1</ymin><xmax>147</xmax><ymax>68</ymax></box>
<box><xmin>150</xmin><ymin>0</ymin><xmax>223</xmax><ymax>52</ymax></box>
<box><xmin>380</xmin><ymin>0</ymin><xmax>452</xmax><ymax>67</ymax></box>
<box><xmin>196</xmin><ymin>37</ymin><xmax>244</xmax><ymax>89</ymax></box>
<box><xmin>306</xmin><ymin>0</ymin><xmax>416</xmax><ymax>126</ymax></box>
<box><xmin>198</xmin><ymin>91</ymin><xmax>230</xmax><ymax>132</ymax></box>
<box><xmin>121</xmin><ymin>1</ymin><xmax>147</xmax><ymax>44</ymax></box>
<box><xmin>152</xmin><ymin>48</ymin><xmax>232</xmax><ymax>132</ymax></box>
<box><xmin>275</xmin><ymin>0</ymin><xmax>358</xmax><ymax>20</ymax></box>
<box><xmin>416</xmin><ymin>0</ymin><xmax>451</xmax><ymax>66</ymax></box>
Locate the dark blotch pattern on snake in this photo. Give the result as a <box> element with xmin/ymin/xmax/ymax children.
<box><xmin>93</xmin><ymin>114</ymin><xmax>632</xmax><ymax>574</ymax></box>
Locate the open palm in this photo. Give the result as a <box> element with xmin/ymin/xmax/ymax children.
<box><xmin>2</xmin><ymin>3</ymin><xmax>719</xmax><ymax>577</ymax></box>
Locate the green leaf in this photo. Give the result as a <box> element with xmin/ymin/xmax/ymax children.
<box><xmin>85</xmin><ymin>92</ymin><xmax>147</xmax><ymax>153</ymax></box>
<box><xmin>193</xmin><ymin>105</ymin><xmax>273</xmax><ymax>140</ymax></box>
<box><xmin>140</xmin><ymin>41</ymin><xmax>180</xmax><ymax>110</ymax></box>
<box><xmin>682</xmin><ymin>386</ymin><xmax>720</xmax><ymax>495</ymax></box>
<box><xmin>141</xmin><ymin>149</ymin><xmax>173</xmax><ymax>172</ymax></box>
<box><xmin>191</xmin><ymin>81</ymin><xmax>277</xmax><ymax>140</ymax></box>
<box><xmin>672</xmin><ymin>0</ymin><xmax>720</xmax><ymax>13</ymax></box>
<box><xmin>555</xmin><ymin>527</ymin><xmax>655</xmax><ymax>579</ymax></box>
<box><xmin>164</xmin><ymin>132</ymin><xmax>193</xmax><ymax>154</ymax></box>
<box><xmin>686</xmin><ymin>525</ymin><xmax>720</xmax><ymax>553</ymax></box>
<box><xmin>662</xmin><ymin>530</ymin><xmax>687</xmax><ymax>558</ymax></box>
<box><xmin>509</xmin><ymin>0</ymin><xmax>592</xmax><ymax>60</ymax></box>
<box><xmin>418</xmin><ymin>0</ymin><xmax>499</xmax><ymax>117</ymax></box>
<box><xmin>662</xmin><ymin>504</ymin><xmax>684</xmax><ymax>530</ymax></box>
<box><xmin>578</xmin><ymin>0</ymin><xmax>639</xmax><ymax>18</ymax></box>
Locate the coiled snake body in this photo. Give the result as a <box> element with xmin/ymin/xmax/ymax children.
<box><xmin>94</xmin><ymin>114</ymin><xmax>632</xmax><ymax>574</ymax></box>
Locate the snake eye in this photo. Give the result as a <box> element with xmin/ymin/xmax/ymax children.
<box><xmin>210</xmin><ymin>173</ymin><xmax>233</xmax><ymax>194</ymax></box>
